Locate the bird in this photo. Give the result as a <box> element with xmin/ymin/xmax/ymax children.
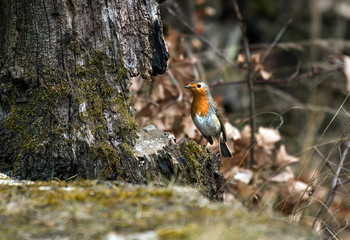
<box><xmin>185</xmin><ymin>81</ymin><xmax>232</xmax><ymax>157</ymax></box>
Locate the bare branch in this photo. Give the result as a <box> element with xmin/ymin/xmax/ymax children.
<box><xmin>209</xmin><ymin>66</ymin><xmax>343</xmax><ymax>88</ymax></box>
<box><xmin>255</xmin><ymin>67</ymin><xmax>342</xmax><ymax>84</ymax></box>
<box><xmin>165</xmin><ymin>5</ymin><xmax>238</xmax><ymax>68</ymax></box>
<box><xmin>232</xmin><ymin>0</ymin><xmax>256</xmax><ymax>167</ymax></box>
<box><xmin>312</xmin><ymin>140</ymin><xmax>350</xmax><ymax>231</ymax></box>
<box><xmin>260</xmin><ymin>17</ymin><xmax>293</xmax><ymax>65</ymax></box>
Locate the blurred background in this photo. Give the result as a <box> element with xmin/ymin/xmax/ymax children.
<box><xmin>132</xmin><ymin>0</ymin><xmax>350</xmax><ymax>237</ymax></box>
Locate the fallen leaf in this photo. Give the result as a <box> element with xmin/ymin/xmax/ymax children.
<box><xmin>270</xmin><ymin>166</ymin><xmax>295</xmax><ymax>182</ymax></box>
<box><xmin>223</xmin><ymin>192</ymin><xmax>236</xmax><ymax>205</ymax></box>
<box><xmin>236</xmin><ymin>53</ymin><xmax>246</xmax><ymax>64</ymax></box>
<box><xmin>259</xmin><ymin>69</ymin><xmax>273</xmax><ymax>80</ymax></box>
<box><xmin>276</xmin><ymin>145</ymin><xmax>299</xmax><ymax>166</ymax></box>
<box><xmin>236</xmin><ymin>181</ymin><xmax>259</xmax><ymax>202</ymax></box>
<box><xmin>224</xmin><ymin>122</ymin><xmax>241</xmax><ymax>141</ymax></box>
<box><xmin>251</xmin><ymin>52</ymin><xmax>261</xmax><ymax>63</ymax></box>
<box><xmin>278</xmin><ymin>180</ymin><xmax>312</xmax><ymax>214</ymax></box>
<box><xmin>232</xmin><ymin>168</ymin><xmax>254</xmax><ymax>184</ymax></box>
<box><xmin>236</xmin><ymin>52</ymin><xmax>272</xmax><ymax>80</ymax></box>
<box><xmin>182</xmin><ymin>115</ymin><xmax>198</xmax><ymax>139</ymax></box>
<box><xmin>257</xmin><ymin>127</ymin><xmax>281</xmax><ymax>151</ymax></box>
<box><xmin>237</xmin><ymin>125</ymin><xmax>251</xmax><ymax>148</ymax></box>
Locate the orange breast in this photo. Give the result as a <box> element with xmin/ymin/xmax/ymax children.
<box><xmin>191</xmin><ymin>94</ymin><xmax>210</xmax><ymax>117</ymax></box>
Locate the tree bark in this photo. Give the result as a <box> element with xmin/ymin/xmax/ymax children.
<box><xmin>0</xmin><ymin>0</ymin><xmax>168</xmax><ymax>180</ymax></box>
<box><xmin>0</xmin><ymin>0</ymin><xmax>223</xmax><ymax>200</ymax></box>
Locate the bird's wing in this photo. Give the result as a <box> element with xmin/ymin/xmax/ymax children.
<box><xmin>205</xmin><ymin>136</ymin><xmax>214</xmax><ymax>145</ymax></box>
<box><xmin>212</xmin><ymin>102</ymin><xmax>227</xmax><ymax>142</ymax></box>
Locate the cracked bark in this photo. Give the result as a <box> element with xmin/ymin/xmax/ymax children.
<box><xmin>0</xmin><ymin>0</ymin><xmax>168</xmax><ymax>180</ymax></box>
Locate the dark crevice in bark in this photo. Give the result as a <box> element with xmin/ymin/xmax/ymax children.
<box><xmin>42</xmin><ymin>0</ymin><xmax>52</xmax><ymax>51</ymax></box>
<box><xmin>31</xmin><ymin>1</ymin><xmax>41</xmax><ymax>81</ymax></box>
<box><xmin>67</xmin><ymin>0</ymin><xmax>76</xmax><ymax>30</ymax></box>
<box><xmin>150</xmin><ymin>19</ymin><xmax>169</xmax><ymax>75</ymax></box>
<box><xmin>58</xmin><ymin>5</ymin><xmax>66</xmax><ymax>71</ymax></box>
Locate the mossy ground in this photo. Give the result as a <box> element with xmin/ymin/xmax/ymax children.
<box><xmin>0</xmin><ymin>180</ymin><xmax>317</xmax><ymax>240</ymax></box>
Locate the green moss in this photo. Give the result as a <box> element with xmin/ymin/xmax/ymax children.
<box><xmin>71</xmin><ymin>50</ymin><xmax>138</xmax><ymax>179</ymax></box>
<box><xmin>74</xmin><ymin>50</ymin><xmax>138</xmax><ymax>145</ymax></box>
<box><xmin>92</xmin><ymin>143</ymin><xmax>122</xmax><ymax>179</ymax></box>
<box><xmin>4</xmin><ymin>68</ymin><xmax>71</xmax><ymax>155</ymax></box>
<box><xmin>157</xmin><ymin>224</ymin><xmax>200</xmax><ymax>240</ymax></box>
<box><xmin>0</xmin><ymin>181</ymin><xmax>317</xmax><ymax>240</ymax></box>
<box><xmin>112</xmin><ymin>93</ymin><xmax>139</xmax><ymax>144</ymax></box>
<box><xmin>179</xmin><ymin>140</ymin><xmax>209</xmax><ymax>184</ymax></box>
<box><xmin>3</xmin><ymin>49</ymin><xmax>139</xmax><ymax>179</ymax></box>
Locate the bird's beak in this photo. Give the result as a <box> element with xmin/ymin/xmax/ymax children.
<box><xmin>184</xmin><ymin>85</ymin><xmax>192</xmax><ymax>89</ymax></box>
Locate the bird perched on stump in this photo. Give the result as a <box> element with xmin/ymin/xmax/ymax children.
<box><xmin>185</xmin><ymin>81</ymin><xmax>232</xmax><ymax>157</ymax></box>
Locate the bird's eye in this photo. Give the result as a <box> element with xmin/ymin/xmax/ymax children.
<box><xmin>197</xmin><ymin>84</ymin><xmax>201</xmax><ymax>88</ymax></box>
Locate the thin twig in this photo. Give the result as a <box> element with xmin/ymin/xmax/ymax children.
<box><xmin>339</xmin><ymin>178</ymin><xmax>350</xmax><ymax>186</ymax></box>
<box><xmin>314</xmin><ymin>146</ymin><xmax>337</xmax><ymax>176</ymax></box>
<box><xmin>295</xmin><ymin>95</ymin><xmax>350</xmax><ymax>225</ymax></box>
<box><xmin>260</xmin><ymin>17</ymin><xmax>293</xmax><ymax>65</ymax></box>
<box><xmin>209</xmin><ymin>66</ymin><xmax>343</xmax><ymax>88</ymax></box>
<box><xmin>255</xmin><ymin>67</ymin><xmax>342</xmax><ymax>84</ymax></box>
<box><xmin>165</xmin><ymin>5</ymin><xmax>238</xmax><ymax>68</ymax></box>
<box><xmin>232</xmin><ymin>0</ymin><xmax>256</xmax><ymax>166</ymax></box>
<box><xmin>167</xmin><ymin>69</ymin><xmax>183</xmax><ymax>102</ymax></box>
<box><xmin>312</xmin><ymin>140</ymin><xmax>350</xmax><ymax>231</ymax></box>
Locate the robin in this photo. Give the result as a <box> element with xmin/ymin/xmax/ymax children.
<box><xmin>185</xmin><ymin>81</ymin><xmax>232</xmax><ymax>157</ymax></box>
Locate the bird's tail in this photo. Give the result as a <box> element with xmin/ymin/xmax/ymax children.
<box><xmin>219</xmin><ymin>140</ymin><xmax>232</xmax><ymax>158</ymax></box>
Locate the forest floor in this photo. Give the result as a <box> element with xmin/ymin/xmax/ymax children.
<box><xmin>0</xmin><ymin>174</ymin><xmax>317</xmax><ymax>240</ymax></box>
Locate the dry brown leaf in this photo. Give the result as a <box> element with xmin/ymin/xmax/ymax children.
<box><xmin>270</xmin><ymin>166</ymin><xmax>295</xmax><ymax>183</ymax></box>
<box><xmin>223</xmin><ymin>192</ymin><xmax>236</xmax><ymax>204</ymax></box>
<box><xmin>224</xmin><ymin>166</ymin><xmax>253</xmax><ymax>183</ymax></box>
<box><xmin>257</xmin><ymin>127</ymin><xmax>281</xmax><ymax>150</ymax></box>
<box><xmin>288</xmin><ymin>181</ymin><xmax>312</xmax><ymax>201</ymax></box>
<box><xmin>236</xmin><ymin>181</ymin><xmax>258</xmax><ymax>202</ymax></box>
<box><xmin>276</xmin><ymin>144</ymin><xmax>299</xmax><ymax>166</ymax></box>
<box><xmin>236</xmin><ymin>52</ymin><xmax>272</xmax><ymax>80</ymax></box>
<box><xmin>203</xmin><ymin>6</ymin><xmax>216</xmax><ymax>16</ymax></box>
<box><xmin>164</xmin><ymin>29</ymin><xmax>182</xmax><ymax>59</ymax></box>
<box><xmin>254</xmin><ymin>127</ymin><xmax>281</xmax><ymax>167</ymax></box>
<box><xmin>259</xmin><ymin>69</ymin><xmax>273</xmax><ymax>80</ymax></box>
<box><xmin>130</xmin><ymin>76</ymin><xmax>141</xmax><ymax>92</ymax></box>
<box><xmin>221</xmin><ymin>122</ymin><xmax>240</xmax><ymax>156</ymax></box>
<box><xmin>232</xmin><ymin>167</ymin><xmax>253</xmax><ymax>184</ymax></box>
<box><xmin>251</xmin><ymin>52</ymin><xmax>261</xmax><ymax>63</ymax></box>
<box><xmin>195</xmin><ymin>21</ymin><xmax>205</xmax><ymax>34</ymax></box>
<box><xmin>191</xmin><ymin>38</ymin><xmax>202</xmax><ymax>50</ymax></box>
<box><xmin>237</xmin><ymin>125</ymin><xmax>251</xmax><ymax>147</ymax></box>
<box><xmin>237</xmin><ymin>53</ymin><xmax>246</xmax><ymax>64</ymax></box>
<box><xmin>182</xmin><ymin>114</ymin><xmax>198</xmax><ymax>139</ymax></box>
<box><xmin>134</xmin><ymin>50</ymin><xmax>197</xmax><ymax>132</ymax></box>
<box><xmin>224</xmin><ymin>122</ymin><xmax>241</xmax><ymax>141</ymax></box>
<box><xmin>278</xmin><ymin>180</ymin><xmax>312</xmax><ymax>214</ymax></box>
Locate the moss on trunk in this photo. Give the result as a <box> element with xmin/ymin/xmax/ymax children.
<box><xmin>2</xmin><ymin>49</ymin><xmax>139</xmax><ymax>180</ymax></box>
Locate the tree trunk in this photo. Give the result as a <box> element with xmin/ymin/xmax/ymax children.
<box><xmin>0</xmin><ymin>0</ymin><xmax>168</xmax><ymax>180</ymax></box>
<box><xmin>0</xmin><ymin>0</ymin><xmax>223</xmax><ymax>200</ymax></box>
